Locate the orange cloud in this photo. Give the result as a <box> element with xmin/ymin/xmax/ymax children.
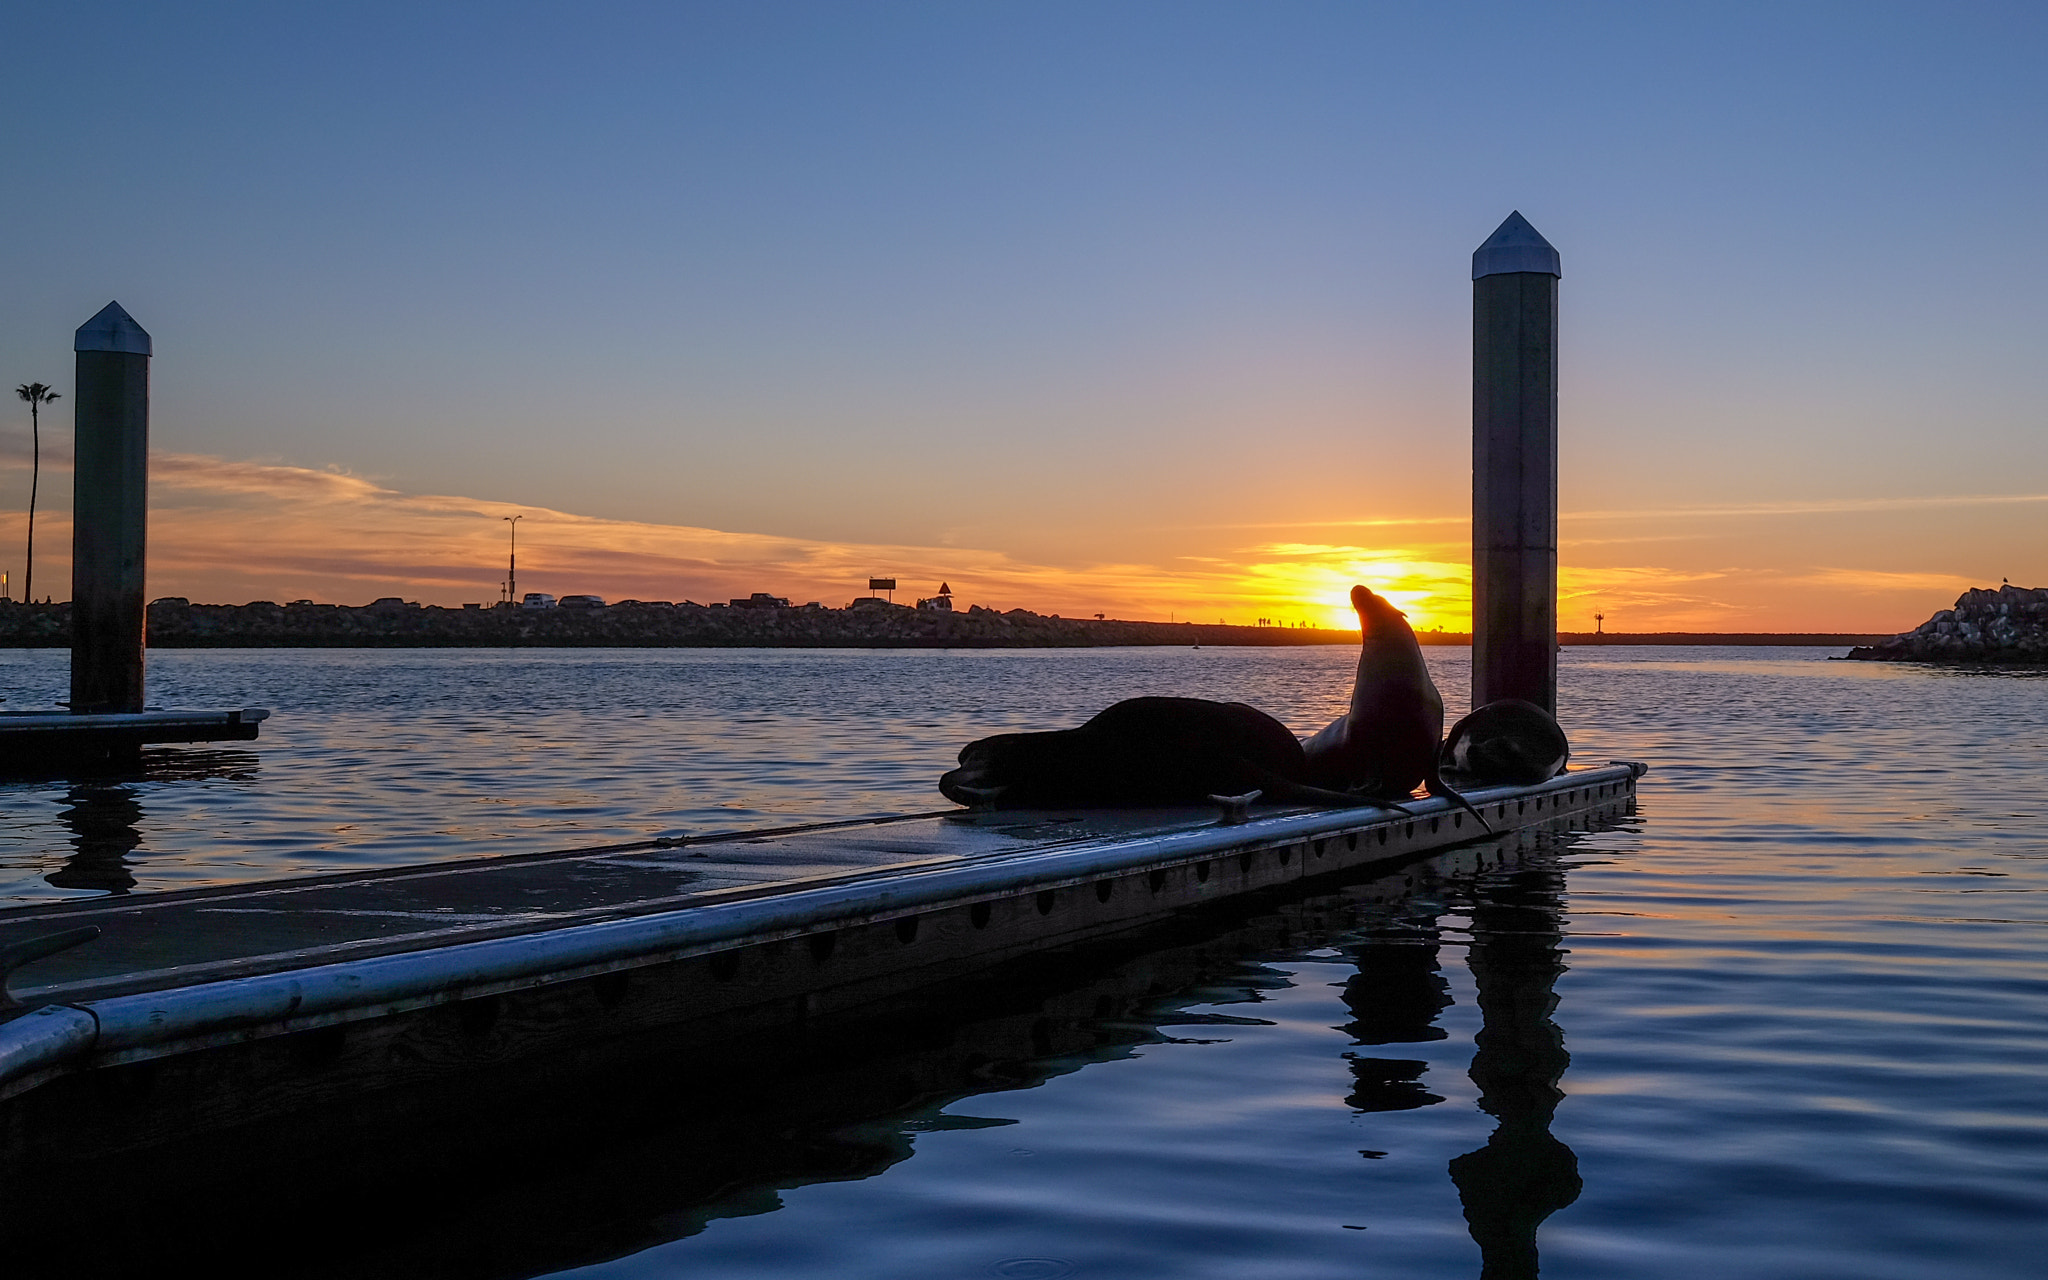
<box><xmin>0</xmin><ymin>451</ymin><xmax>1399</xmax><ymax>624</ymax></box>
<box><xmin>0</xmin><ymin>448</ymin><xmax>2033</xmax><ymax>633</ymax></box>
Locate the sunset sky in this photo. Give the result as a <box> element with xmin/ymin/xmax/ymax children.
<box><xmin>3</xmin><ymin>3</ymin><xmax>2043</xmax><ymax>632</ymax></box>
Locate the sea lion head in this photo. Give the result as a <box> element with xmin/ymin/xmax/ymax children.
<box><xmin>1350</xmin><ymin>584</ymin><xmax>1411</xmax><ymax>635</ymax></box>
<box><xmin>1349</xmin><ymin>585</ymin><xmax>1425</xmax><ymax>663</ymax></box>
<box><xmin>939</xmin><ymin>731</ymin><xmax>1041</xmax><ymax>806</ymax></box>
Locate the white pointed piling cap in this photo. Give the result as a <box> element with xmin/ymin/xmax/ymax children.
<box><xmin>74</xmin><ymin>301</ymin><xmax>152</xmax><ymax>356</ymax></box>
<box><xmin>1472</xmin><ymin>212</ymin><xmax>1561</xmax><ymax>280</ymax></box>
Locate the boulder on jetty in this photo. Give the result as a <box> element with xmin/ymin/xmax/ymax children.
<box><xmin>1845</xmin><ymin>585</ymin><xmax>2048</xmax><ymax>664</ymax></box>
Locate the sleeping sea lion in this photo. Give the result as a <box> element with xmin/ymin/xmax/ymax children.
<box><xmin>1302</xmin><ymin>585</ymin><xmax>1491</xmax><ymax>830</ymax></box>
<box><xmin>1440</xmin><ymin>698</ymin><xmax>1569</xmax><ymax>787</ymax></box>
<box><xmin>940</xmin><ymin>696</ymin><xmax>1386</xmax><ymax>811</ymax></box>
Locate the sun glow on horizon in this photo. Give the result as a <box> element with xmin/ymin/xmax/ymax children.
<box><xmin>1233</xmin><ymin>543</ymin><xmax>1471</xmax><ymax>632</ymax></box>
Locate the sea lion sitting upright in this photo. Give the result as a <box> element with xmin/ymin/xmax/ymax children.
<box><xmin>1303</xmin><ymin>585</ymin><xmax>1490</xmax><ymax>830</ymax></box>
<box><xmin>1440</xmin><ymin>699</ymin><xmax>1570</xmax><ymax>787</ymax></box>
<box><xmin>940</xmin><ymin>696</ymin><xmax>1380</xmax><ymax>811</ymax></box>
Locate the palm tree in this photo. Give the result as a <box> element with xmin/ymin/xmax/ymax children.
<box><xmin>14</xmin><ymin>382</ymin><xmax>59</xmax><ymax>604</ymax></box>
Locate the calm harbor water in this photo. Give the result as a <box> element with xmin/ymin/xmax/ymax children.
<box><xmin>3</xmin><ymin>645</ymin><xmax>2045</xmax><ymax>1278</ymax></box>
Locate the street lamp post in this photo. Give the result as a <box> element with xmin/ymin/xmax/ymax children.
<box><xmin>503</xmin><ymin>515</ymin><xmax>523</xmax><ymax>604</ymax></box>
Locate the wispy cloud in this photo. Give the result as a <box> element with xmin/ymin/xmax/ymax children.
<box><xmin>1560</xmin><ymin>493</ymin><xmax>2048</xmax><ymax>522</ymax></box>
<box><xmin>1165</xmin><ymin>514</ymin><xmax>1471</xmax><ymax>532</ymax></box>
<box><xmin>0</xmin><ymin>451</ymin><xmax>1406</xmax><ymax>624</ymax></box>
<box><xmin>0</xmin><ymin>450</ymin><xmax>2019</xmax><ymax>631</ymax></box>
<box><xmin>1175</xmin><ymin>491</ymin><xmax>2048</xmax><ymax>532</ymax></box>
<box><xmin>1779</xmin><ymin>566</ymin><xmax>1981</xmax><ymax>593</ymax></box>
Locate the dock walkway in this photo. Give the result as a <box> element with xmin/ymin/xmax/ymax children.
<box><xmin>0</xmin><ymin>763</ymin><xmax>1642</xmax><ymax>1162</ymax></box>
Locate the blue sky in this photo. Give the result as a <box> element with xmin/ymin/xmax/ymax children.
<box><xmin>3</xmin><ymin>2</ymin><xmax>2043</xmax><ymax>626</ymax></box>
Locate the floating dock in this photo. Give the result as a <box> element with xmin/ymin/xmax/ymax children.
<box><xmin>0</xmin><ymin>763</ymin><xmax>1641</xmax><ymax>1168</ymax></box>
<box><xmin>0</xmin><ymin>708</ymin><xmax>270</xmax><ymax>767</ymax></box>
<box><xmin>0</xmin><ymin>305</ymin><xmax>277</xmax><ymax>775</ymax></box>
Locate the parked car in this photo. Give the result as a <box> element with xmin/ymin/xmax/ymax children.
<box><xmin>520</xmin><ymin>593</ymin><xmax>558</xmax><ymax>609</ymax></box>
<box><xmin>559</xmin><ymin>594</ymin><xmax>606</xmax><ymax>609</ymax></box>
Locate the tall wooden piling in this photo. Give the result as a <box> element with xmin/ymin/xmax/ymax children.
<box><xmin>1471</xmin><ymin>213</ymin><xmax>1560</xmax><ymax>714</ymax></box>
<box><xmin>71</xmin><ymin>303</ymin><xmax>152</xmax><ymax>716</ymax></box>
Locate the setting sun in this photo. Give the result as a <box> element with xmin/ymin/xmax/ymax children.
<box><xmin>1232</xmin><ymin>544</ymin><xmax>1472</xmax><ymax>632</ymax></box>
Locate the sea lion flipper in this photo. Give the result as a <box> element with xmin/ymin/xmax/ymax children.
<box><xmin>1424</xmin><ymin>771</ymin><xmax>1494</xmax><ymax>835</ymax></box>
<box><xmin>1239</xmin><ymin>764</ymin><xmax>1403</xmax><ymax>811</ymax></box>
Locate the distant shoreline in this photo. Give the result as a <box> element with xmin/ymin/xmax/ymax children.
<box><xmin>0</xmin><ymin>600</ymin><xmax>1889</xmax><ymax>650</ymax></box>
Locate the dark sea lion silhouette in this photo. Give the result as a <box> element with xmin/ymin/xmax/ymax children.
<box><xmin>1302</xmin><ymin>585</ymin><xmax>1491</xmax><ymax>830</ymax></box>
<box><xmin>940</xmin><ymin>696</ymin><xmax>1381</xmax><ymax>811</ymax></box>
<box><xmin>1440</xmin><ymin>698</ymin><xmax>1570</xmax><ymax>787</ymax></box>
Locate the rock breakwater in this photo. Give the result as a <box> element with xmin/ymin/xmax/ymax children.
<box><xmin>1845</xmin><ymin>584</ymin><xmax>2048</xmax><ymax>663</ymax></box>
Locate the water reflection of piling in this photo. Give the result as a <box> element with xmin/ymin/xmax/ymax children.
<box><xmin>1449</xmin><ymin>863</ymin><xmax>1581</xmax><ymax>1279</ymax></box>
<box><xmin>46</xmin><ymin>784</ymin><xmax>145</xmax><ymax>893</ymax></box>
<box><xmin>1340</xmin><ymin>909</ymin><xmax>1452</xmax><ymax>1113</ymax></box>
